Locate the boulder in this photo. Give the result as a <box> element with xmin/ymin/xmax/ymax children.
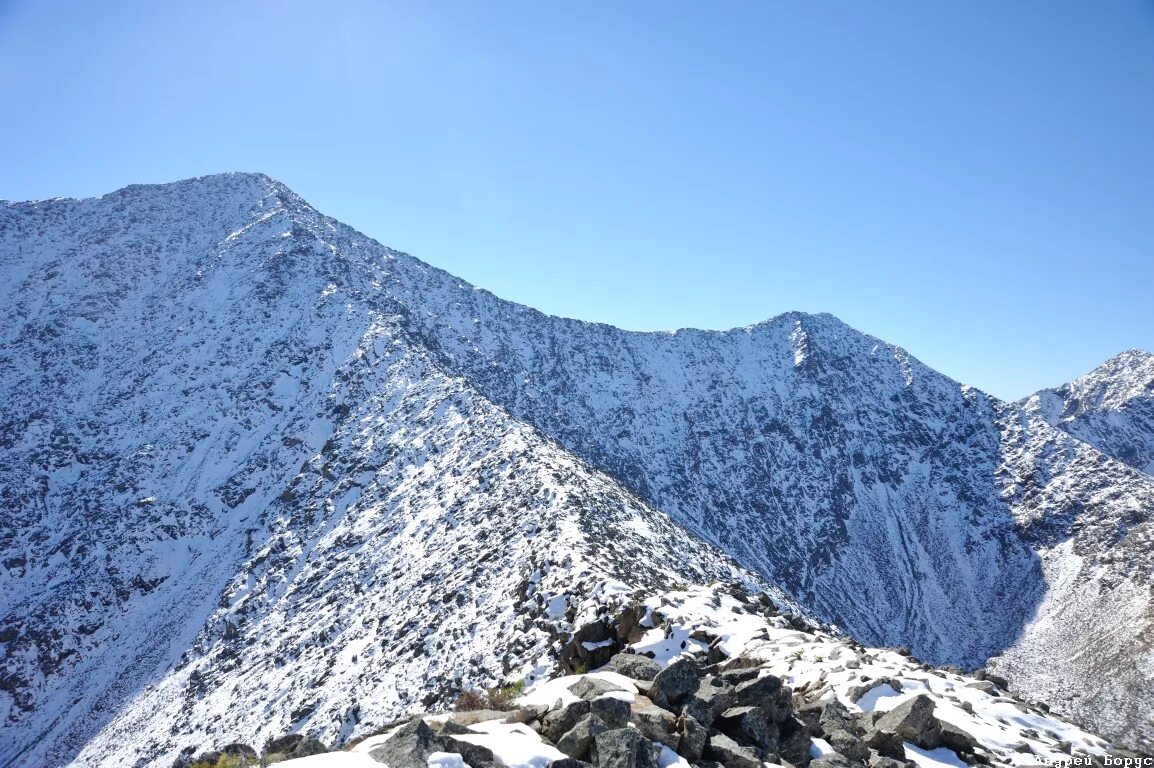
<box><xmin>629</xmin><ymin>697</ymin><xmax>679</xmax><ymax>748</ymax></box>
<box><xmin>263</xmin><ymin>734</ymin><xmax>304</xmax><ymax>755</ymax></box>
<box><xmin>549</xmin><ymin>759</ymin><xmax>595</xmax><ymax>768</ymax></box>
<box><xmin>290</xmin><ymin>737</ymin><xmax>328</xmax><ymax>758</ymax></box>
<box><xmin>648</xmin><ymin>658</ymin><xmax>701</xmax><ymax>711</ymax></box>
<box><xmin>731</xmin><ymin>674</ymin><xmax>783</xmax><ymax>708</ymax></box>
<box><xmin>847</xmin><ymin>679</ymin><xmax>904</xmax><ymax>704</ymax></box>
<box><xmin>682</xmin><ymin>676</ymin><xmax>736</xmax><ymax>727</ymax></box>
<box><xmin>704</xmin><ymin>731</ymin><xmax>764</xmax><ymax>768</ymax></box>
<box><xmin>779</xmin><ymin>716</ymin><xmax>814</xmax><ymax>767</ymax></box>
<box><xmin>603</xmin><ymin>653</ymin><xmax>662</xmax><ymax>682</ymax></box>
<box><xmin>441</xmin><ymin>734</ymin><xmax>499</xmax><ymax>767</ymax></box>
<box><xmin>557</xmin><ymin>714</ymin><xmax>610</xmax><ymax>761</ymax></box>
<box><xmin>570</xmin><ymin>677</ymin><xmax>628</xmax><ymax>701</ymax></box>
<box><xmin>677</xmin><ymin>713</ymin><xmax>709</xmax><ymax>762</ymax></box>
<box><xmin>591</xmin><ymin>727</ymin><xmax>659</xmax><ymax>768</ymax></box>
<box><xmin>590</xmin><ymin>695</ymin><xmax>631</xmax><ymax>729</ymax></box>
<box><xmin>811</xmin><ymin>754</ymin><xmax>866</xmax><ymax>768</ymax></box>
<box><xmin>368</xmin><ymin>719</ymin><xmax>443</xmax><ymax>768</ymax></box>
<box><xmin>868</xmin><ymin>756</ymin><xmax>910</xmax><ymax>768</ymax></box>
<box><xmin>543</xmin><ymin>700</ymin><xmax>593</xmax><ymax>742</ymax></box>
<box><xmin>871</xmin><ymin>695</ymin><xmax>941</xmax><ymax>749</ymax></box>
<box><xmin>716</xmin><ymin>706</ymin><xmax>779</xmax><ymax>751</ymax></box>
<box><xmin>562</xmin><ymin>621</ymin><xmax>622</xmax><ymax>674</ymax></box>
<box><xmin>939</xmin><ymin>721</ymin><xmax>978</xmax><ymax>755</ymax></box>
<box><xmin>862</xmin><ymin>728</ymin><xmax>906</xmax><ymax>761</ymax></box>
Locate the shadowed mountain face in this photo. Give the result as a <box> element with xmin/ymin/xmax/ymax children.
<box><xmin>0</xmin><ymin>173</ymin><xmax>1151</xmax><ymax>764</ymax></box>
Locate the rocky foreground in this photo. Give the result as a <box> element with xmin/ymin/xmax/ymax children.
<box><xmin>174</xmin><ymin>585</ymin><xmax>1148</xmax><ymax>768</ymax></box>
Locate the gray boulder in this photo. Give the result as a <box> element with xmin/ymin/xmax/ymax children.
<box><xmin>648</xmin><ymin>657</ymin><xmax>701</xmax><ymax>711</ymax></box>
<box><xmin>603</xmin><ymin>653</ymin><xmax>662</xmax><ymax>681</ymax></box>
<box><xmin>591</xmin><ymin>727</ymin><xmax>659</xmax><ymax>768</ymax></box>
<box><xmin>811</xmin><ymin>754</ymin><xmax>867</xmax><ymax>768</ymax></box>
<box><xmin>732</xmin><ymin>674</ymin><xmax>783</xmax><ymax>708</ymax></box>
<box><xmin>570</xmin><ymin>677</ymin><xmax>628</xmax><ymax>701</ymax></box>
<box><xmin>716</xmin><ymin>706</ymin><xmax>780</xmax><ymax>751</ymax></box>
<box><xmin>677</xmin><ymin>713</ymin><xmax>709</xmax><ymax>762</ymax></box>
<box><xmin>704</xmin><ymin>731</ymin><xmax>764</xmax><ymax>768</ymax></box>
<box><xmin>872</xmin><ymin>695</ymin><xmax>942</xmax><ymax>749</ymax></box>
<box><xmin>862</xmin><ymin>727</ymin><xmax>906</xmax><ymax>761</ymax></box>
<box><xmin>629</xmin><ymin>696</ymin><xmax>679</xmax><ymax>748</ymax></box>
<box><xmin>590</xmin><ymin>695</ymin><xmax>631</xmax><ymax>729</ymax></box>
<box><xmin>557</xmin><ymin>714</ymin><xmax>610</xmax><ymax>761</ymax></box>
<box><xmin>441</xmin><ymin>734</ymin><xmax>498</xmax><ymax>767</ymax></box>
<box><xmin>682</xmin><ymin>676</ymin><xmax>736</xmax><ymax>727</ymax></box>
<box><xmin>368</xmin><ymin>719</ymin><xmax>443</xmax><ymax>768</ymax></box>
<box><xmin>543</xmin><ymin>699</ymin><xmax>593</xmax><ymax>741</ymax></box>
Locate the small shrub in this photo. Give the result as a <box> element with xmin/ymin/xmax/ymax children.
<box><xmin>454</xmin><ymin>680</ymin><xmax>526</xmax><ymax>712</ymax></box>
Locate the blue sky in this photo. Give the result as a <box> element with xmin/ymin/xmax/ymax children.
<box><xmin>1</xmin><ymin>1</ymin><xmax>1151</xmax><ymax>400</ymax></box>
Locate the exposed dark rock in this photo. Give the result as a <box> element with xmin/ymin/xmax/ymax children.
<box><xmin>562</xmin><ymin>622</ymin><xmax>622</xmax><ymax>675</ymax></box>
<box><xmin>543</xmin><ymin>700</ymin><xmax>593</xmax><ymax>742</ymax></box>
<box><xmin>556</xmin><ymin>714</ymin><xmax>610</xmax><ymax>761</ymax></box>
<box><xmin>779</xmin><ymin>716</ymin><xmax>815</xmax><ymax>767</ymax></box>
<box><xmin>603</xmin><ymin>653</ymin><xmax>662</xmax><ymax>682</ymax></box>
<box><xmin>591</xmin><ymin>727</ymin><xmax>659</xmax><ymax>768</ymax></box>
<box><xmin>367</xmin><ymin>719</ymin><xmax>443</xmax><ymax>768</ymax></box>
<box><xmin>648</xmin><ymin>658</ymin><xmax>701</xmax><ymax>711</ymax></box>
<box><xmin>939</xmin><ymin>721</ymin><xmax>978</xmax><ymax>755</ymax></box>
<box><xmin>847</xmin><ymin>678</ymin><xmax>904</xmax><ymax>704</ymax></box>
<box><xmin>682</xmin><ymin>676</ymin><xmax>736</xmax><ymax>727</ymax></box>
<box><xmin>704</xmin><ymin>731</ymin><xmax>764</xmax><ymax>768</ymax></box>
<box><xmin>811</xmin><ymin>753</ymin><xmax>867</xmax><ymax>768</ymax></box>
<box><xmin>590</xmin><ymin>696</ymin><xmax>631</xmax><ymax>729</ymax></box>
<box><xmin>441</xmin><ymin>733</ymin><xmax>498</xmax><ymax>766</ymax></box>
<box><xmin>731</xmin><ymin>673</ymin><xmax>783</xmax><ymax>708</ymax></box>
<box><xmin>629</xmin><ymin>697</ymin><xmax>679</xmax><ymax>748</ymax></box>
<box><xmin>862</xmin><ymin>727</ymin><xmax>906</xmax><ymax>761</ymax></box>
<box><xmin>716</xmin><ymin>706</ymin><xmax>779</xmax><ymax>751</ymax></box>
<box><xmin>570</xmin><ymin>677</ymin><xmax>628</xmax><ymax>701</ymax></box>
<box><xmin>677</xmin><ymin>713</ymin><xmax>708</xmax><ymax>762</ymax></box>
<box><xmin>872</xmin><ymin>695</ymin><xmax>942</xmax><ymax>749</ymax></box>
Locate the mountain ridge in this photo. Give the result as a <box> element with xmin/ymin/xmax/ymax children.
<box><xmin>1</xmin><ymin>173</ymin><xmax>1151</xmax><ymax>765</ymax></box>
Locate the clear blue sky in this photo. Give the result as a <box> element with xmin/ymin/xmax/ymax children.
<box><xmin>2</xmin><ymin>1</ymin><xmax>1151</xmax><ymax>400</ymax></box>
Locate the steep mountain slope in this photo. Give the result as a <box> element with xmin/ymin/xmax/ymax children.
<box><xmin>1020</xmin><ymin>349</ymin><xmax>1154</xmax><ymax>475</ymax></box>
<box><xmin>0</xmin><ymin>176</ymin><xmax>773</xmax><ymax>767</ymax></box>
<box><xmin>1</xmin><ymin>173</ymin><xmax>1151</xmax><ymax>763</ymax></box>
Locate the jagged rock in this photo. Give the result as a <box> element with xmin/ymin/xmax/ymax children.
<box><xmin>648</xmin><ymin>658</ymin><xmax>701</xmax><ymax>711</ymax></box>
<box><xmin>939</xmin><ymin>721</ymin><xmax>978</xmax><ymax>755</ymax></box>
<box><xmin>221</xmin><ymin>743</ymin><xmax>257</xmax><ymax>760</ymax></box>
<box><xmin>549</xmin><ymin>759</ymin><xmax>595</xmax><ymax>768</ymax></box>
<box><xmin>570</xmin><ymin>677</ymin><xmax>628</xmax><ymax>701</ymax></box>
<box><xmin>557</xmin><ymin>714</ymin><xmax>610</xmax><ymax>761</ymax></box>
<box><xmin>872</xmin><ymin>695</ymin><xmax>942</xmax><ymax>749</ymax></box>
<box><xmin>562</xmin><ymin>622</ymin><xmax>622</xmax><ymax>674</ymax></box>
<box><xmin>868</xmin><ymin>755</ymin><xmax>910</xmax><ymax>768</ymax></box>
<box><xmin>439</xmin><ymin>720</ymin><xmax>476</xmax><ymax>736</ymax></box>
<box><xmin>263</xmin><ymin>734</ymin><xmax>305</xmax><ymax>755</ymax></box>
<box><xmin>965</xmin><ymin>681</ymin><xmax>998</xmax><ymax>695</ymax></box>
<box><xmin>811</xmin><ymin>753</ymin><xmax>866</xmax><ymax>768</ymax></box>
<box><xmin>847</xmin><ymin>678</ymin><xmax>904</xmax><ymax>704</ymax></box>
<box><xmin>716</xmin><ymin>706</ymin><xmax>779</xmax><ymax>751</ymax></box>
<box><xmin>716</xmin><ymin>667</ymin><xmax>762</xmax><ymax>686</ymax></box>
<box><xmin>590</xmin><ymin>696</ymin><xmax>631</xmax><ymax>729</ymax></box>
<box><xmin>614</xmin><ymin>606</ymin><xmax>648</xmax><ymax>645</ymax></box>
<box><xmin>591</xmin><ymin>727</ymin><xmax>659</xmax><ymax>768</ymax></box>
<box><xmin>704</xmin><ymin>731</ymin><xmax>764</xmax><ymax>768</ymax></box>
<box><xmin>683</xmin><ymin>675</ymin><xmax>736</xmax><ymax>727</ymax></box>
<box><xmin>441</xmin><ymin>733</ymin><xmax>499</xmax><ymax>766</ymax></box>
<box><xmin>796</xmin><ymin>699</ymin><xmax>868</xmax><ymax>761</ymax></box>
<box><xmin>862</xmin><ymin>727</ymin><xmax>906</xmax><ymax>761</ymax></box>
<box><xmin>290</xmin><ymin>737</ymin><xmax>328</xmax><ymax>757</ymax></box>
<box><xmin>603</xmin><ymin>653</ymin><xmax>662</xmax><ymax>681</ymax></box>
<box><xmin>677</xmin><ymin>713</ymin><xmax>708</xmax><ymax>762</ymax></box>
<box><xmin>731</xmin><ymin>674</ymin><xmax>784</xmax><ymax>709</ymax></box>
<box><xmin>367</xmin><ymin>718</ymin><xmax>442</xmax><ymax>767</ymax></box>
<box><xmin>543</xmin><ymin>700</ymin><xmax>593</xmax><ymax>742</ymax></box>
<box><xmin>779</xmin><ymin>716</ymin><xmax>814</xmax><ymax>767</ymax></box>
<box><xmin>629</xmin><ymin>697</ymin><xmax>680</xmax><ymax>748</ymax></box>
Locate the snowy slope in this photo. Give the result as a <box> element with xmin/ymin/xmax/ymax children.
<box><xmin>1020</xmin><ymin>349</ymin><xmax>1154</xmax><ymax>476</ymax></box>
<box><xmin>0</xmin><ymin>173</ymin><xmax>1151</xmax><ymax>764</ymax></box>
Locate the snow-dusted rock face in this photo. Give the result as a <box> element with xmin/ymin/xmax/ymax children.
<box><xmin>1020</xmin><ymin>349</ymin><xmax>1154</xmax><ymax>476</ymax></box>
<box><xmin>0</xmin><ymin>173</ymin><xmax>1151</xmax><ymax>764</ymax></box>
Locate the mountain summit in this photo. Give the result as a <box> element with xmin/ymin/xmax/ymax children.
<box><xmin>1</xmin><ymin>174</ymin><xmax>1151</xmax><ymax>765</ymax></box>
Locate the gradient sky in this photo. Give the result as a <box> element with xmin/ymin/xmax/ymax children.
<box><xmin>1</xmin><ymin>1</ymin><xmax>1151</xmax><ymax>400</ymax></box>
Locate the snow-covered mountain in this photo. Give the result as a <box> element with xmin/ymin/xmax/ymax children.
<box><xmin>0</xmin><ymin>173</ymin><xmax>1151</xmax><ymax>766</ymax></box>
<box><xmin>1020</xmin><ymin>349</ymin><xmax>1154</xmax><ymax>476</ymax></box>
